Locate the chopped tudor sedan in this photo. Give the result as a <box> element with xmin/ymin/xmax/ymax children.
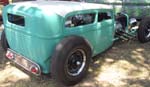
<box><xmin>1</xmin><ymin>1</ymin><xmax>116</xmax><ymax>86</ymax></box>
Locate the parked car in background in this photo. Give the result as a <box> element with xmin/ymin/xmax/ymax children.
<box><xmin>86</xmin><ymin>0</ymin><xmax>150</xmax><ymax>20</ymax></box>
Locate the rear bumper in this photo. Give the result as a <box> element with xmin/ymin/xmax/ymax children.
<box><xmin>6</xmin><ymin>48</ymin><xmax>41</xmax><ymax>75</ymax></box>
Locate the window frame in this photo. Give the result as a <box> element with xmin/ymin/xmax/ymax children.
<box><xmin>64</xmin><ymin>10</ymin><xmax>97</xmax><ymax>29</ymax></box>
<box><xmin>7</xmin><ymin>13</ymin><xmax>25</xmax><ymax>27</ymax></box>
<box><xmin>97</xmin><ymin>10</ymin><xmax>113</xmax><ymax>23</ymax></box>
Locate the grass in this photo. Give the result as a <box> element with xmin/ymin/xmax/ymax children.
<box><xmin>0</xmin><ymin>40</ymin><xmax>150</xmax><ymax>87</ymax></box>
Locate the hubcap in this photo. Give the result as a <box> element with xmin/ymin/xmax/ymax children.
<box><xmin>66</xmin><ymin>49</ymin><xmax>86</xmax><ymax>76</ymax></box>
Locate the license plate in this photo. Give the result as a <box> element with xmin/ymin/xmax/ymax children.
<box><xmin>6</xmin><ymin>49</ymin><xmax>41</xmax><ymax>75</ymax></box>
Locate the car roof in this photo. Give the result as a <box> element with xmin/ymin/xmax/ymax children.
<box><xmin>12</xmin><ymin>1</ymin><xmax>113</xmax><ymax>17</ymax></box>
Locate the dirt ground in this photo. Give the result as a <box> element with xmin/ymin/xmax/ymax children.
<box><xmin>0</xmin><ymin>39</ymin><xmax>150</xmax><ymax>87</ymax></box>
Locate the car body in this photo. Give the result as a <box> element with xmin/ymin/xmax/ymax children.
<box><xmin>2</xmin><ymin>1</ymin><xmax>114</xmax><ymax>73</ymax></box>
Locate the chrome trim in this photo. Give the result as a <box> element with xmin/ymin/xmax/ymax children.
<box><xmin>6</xmin><ymin>48</ymin><xmax>41</xmax><ymax>76</ymax></box>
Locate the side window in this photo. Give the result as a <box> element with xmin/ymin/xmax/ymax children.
<box><xmin>65</xmin><ymin>13</ymin><xmax>95</xmax><ymax>28</ymax></box>
<box><xmin>98</xmin><ymin>12</ymin><xmax>111</xmax><ymax>22</ymax></box>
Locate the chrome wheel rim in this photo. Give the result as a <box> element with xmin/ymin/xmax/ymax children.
<box><xmin>66</xmin><ymin>49</ymin><xmax>86</xmax><ymax>76</ymax></box>
<box><xmin>145</xmin><ymin>23</ymin><xmax>150</xmax><ymax>38</ymax></box>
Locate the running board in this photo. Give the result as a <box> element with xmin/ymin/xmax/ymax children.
<box><xmin>115</xmin><ymin>30</ymin><xmax>136</xmax><ymax>41</ymax></box>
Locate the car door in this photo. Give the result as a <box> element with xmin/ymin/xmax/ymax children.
<box><xmin>64</xmin><ymin>11</ymin><xmax>98</xmax><ymax>54</ymax></box>
<box><xmin>95</xmin><ymin>11</ymin><xmax>115</xmax><ymax>54</ymax></box>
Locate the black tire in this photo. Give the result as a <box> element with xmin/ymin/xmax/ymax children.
<box><xmin>138</xmin><ymin>16</ymin><xmax>150</xmax><ymax>43</ymax></box>
<box><xmin>51</xmin><ymin>36</ymin><xmax>92</xmax><ymax>86</ymax></box>
<box><xmin>1</xmin><ymin>30</ymin><xmax>9</xmax><ymax>51</ymax></box>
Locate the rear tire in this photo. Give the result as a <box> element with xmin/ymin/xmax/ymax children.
<box><xmin>138</xmin><ymin>16</ymin><xmax>150</xmax><ymax>43</ymax></box>
<box><xmin>51</xmin><ymin>36</ymin><xmax>92</xmax><ymax>86</ymax></box>
<box><xmin>1</xmin><ymin>30</ymin><xmax>9</xmax><ymax>51</ymax></box>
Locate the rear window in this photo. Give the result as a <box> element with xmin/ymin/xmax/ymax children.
<box><xmin>8</xmin><ymin>13</ymin><xmax>25</xmax><ymax>26</ymax></box>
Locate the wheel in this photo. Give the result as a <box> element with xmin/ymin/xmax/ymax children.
<box><xmin>51</xmin><ymin>36</ymin><xmax>92</xmax><ymax>86</ymax></box>
<box><xmin>138</xmin><ymin>16</ymin><xmax>150</xmax><ymax>43</ymax></box>
<box><xmin>1</xmin><ymin>30</ymin><xmax>9</xmax><ymax>51</ymax></box>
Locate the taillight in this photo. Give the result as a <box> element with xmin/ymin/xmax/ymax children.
<box><xmin>6</xmin><ymin>51</ymin><xmax>14</xmax><ymax>59</ymax></box>
<box><xmin>30</xmin><ymin>66</ymin><xmax>39</xmax><ymax>74</ymax></box>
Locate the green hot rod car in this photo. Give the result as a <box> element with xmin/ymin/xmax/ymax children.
<box><xmin>1</xmin><ymin>1</ymin><xmax>150</xmax><ymax>86</ymax></box>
